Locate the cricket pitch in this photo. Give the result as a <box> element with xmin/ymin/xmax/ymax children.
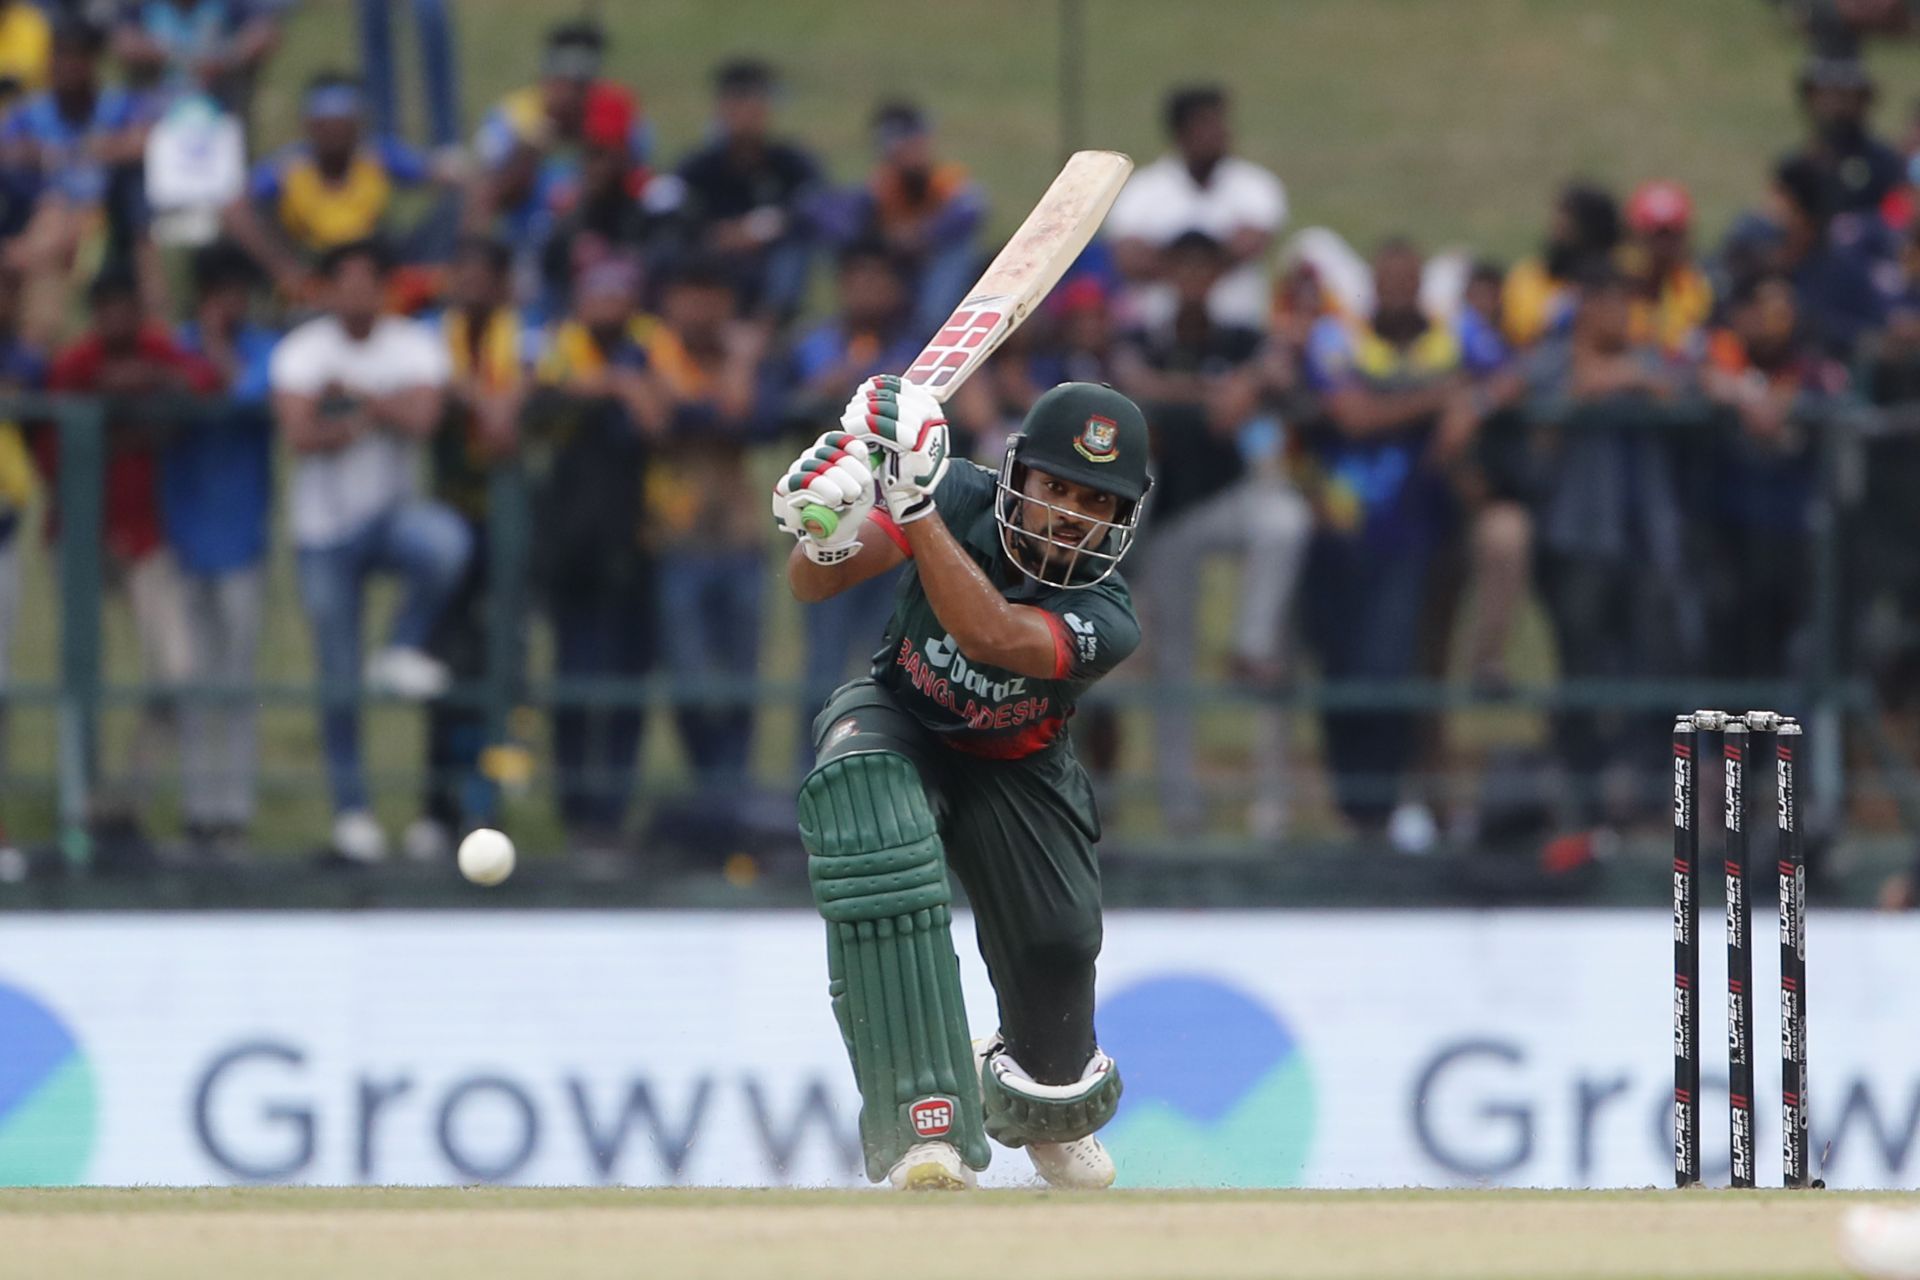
<box><xmin>0</xmin><ymin>1187</ymin><xmax>1904</xmax><ymax>1279</ymax></box>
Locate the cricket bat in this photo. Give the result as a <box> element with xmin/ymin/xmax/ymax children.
<box><xmin>801</xmin><ymin>148</ymin><xmax>1134</xmax><ymax>537</ymax></box>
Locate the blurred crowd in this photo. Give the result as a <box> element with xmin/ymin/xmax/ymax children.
<box><xmin>0</xmin><ymin>2</ymin><xmax>1918</xmax><ymax>874</ymax></box>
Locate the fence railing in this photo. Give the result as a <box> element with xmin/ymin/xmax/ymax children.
<box><xmin>8</xmin><ymin>387</ymin><xmax>1913</xmax><ymax>874</ymax></box>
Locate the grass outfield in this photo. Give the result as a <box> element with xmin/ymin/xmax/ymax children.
<box><xmin>0</xmin><ymin>1187</ymin><xmax>1905</xmax><ymax>1279</ymax></box>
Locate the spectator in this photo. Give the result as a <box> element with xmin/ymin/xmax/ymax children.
<box><xmin>0</xmin><ymin>0</ymin><xmax>49</xmax><ymax>97</ymax></box>
<box><xmin>357</xmin><ymin>0</ymin><xmax>459</xmax><ymax>151</ymax></box>
<box><xmin>473</xmin><ymin>20</ymin><xmax>654</xmax><ymax>295</ymax></box>
<box><xmin>1432</xmin><ymin>268</ymin><xmax>1534</xmax><ymax>694</ymax></box>
<box><xmin>786</xmin><ymin>239</ymin><xmax>921</xmax><ymax>428</ymax></box>
<box><xmin>1862</xmin><ymin>217</ymin><xmax>1920</xmax><ymax>398</ymax></box>
<box><xmin>1789</xmin><ymin>53</ymin><xmax>1905</xmax><ymax>221</ymax></box>
<box><xmin>1501</xmin><ymin>183</ymin><xmax>1621</xmax><ymax>348</ymax></box>
<box><xmin>414</xmin><ymin>235</ymin><xmax>540</xmax><ymax>859</ymax></box>
<box><xmin>1784</xmin><ymin>0</ymin><xmax>1914</xmax><ymax>46</ymax></box>
<box><xmin>675</xmin><ymin>59</ymin><xmax>821</xmax><ymax>326</ymax></box>
<box><xmin>819</xmin><ymin>100</ymin><xmax>986</xmax><ymax>335</ymax></box>
<box><xmin>1115</xmin><ymin>229</ymin><xmax>1311</xmax><ymax>837</ymax></box>
<box><xmin>1461</xmin><ymin>259</ymin><xmax>1506</xmax><ymax>337</ymax></box>
<box><xmin>785</xmin><ymin>239</ymin><xmax>918</xmax><ymax>759</ymax></box>
<box><xmin>268</xmin><ymin>239</ymin><xmax>468</xmax><ymax>864</ymax></box>
<box><xmin>0</xmin><ymin>264</ymin><xmax>38</xmax><ymax>847</ymax></box>
<box><xmin>1621</xmin><ymin>180</ymin><xmax>1714</xmax><ymax>355</ymax></box>
<box><xmin>1700</xmin><ymin>272</ymin><xmax>1846</xmax><ymax>678</ymax></box>
<box><xmin>1048</xmin><ymin>275</ymin><xmax>1122</xmax><ymax>385</ymax></box>
<box><xmin>224</xmin><ymin>72</ymin><xmax>448</xmax><ymax>299</ymax></box>
<box><xmin>534</xmin><ymin>80</ymin><xmax>669</xmax><ymax>322</ymax></box>
<box><xmin>1767</xmin><ymin>154</ymin><xmax>1887</xmax><ymax>357</ymax></box>
<box><xmin>112</xmin><ymin>0</ymin><xmax>281</xmax><ymax>115</ymax></box>
<box><xmin>1106</xmin><ymin>85</ymin><xmax>1287</xmax><ymax>332</ymax></box>
<box><xmin>163</xmin><ymin>241</ymin><xmax>274</xmax><ymax>860</ymax></box>
<box><xmin>1300</xmin><ymin>237</ymin><xmax>1467</xmax><ymax>846</ymax></box>
<box><xmin>530</xmin><ymin>256</ymin><xmax>660</xmax><ymax>859</ymax></box>
<box><xmin>1</xmin><ymin>16</ymin><xmax>162</xmax><ymax>347</ymax></box>
<box><xmin>43</xmin><ymin>266</ymin><xmax>216</xmax><ymax>819</ymax></box>
<box><xmin>1520</xmin><ymin>267</ymin><xmax>1694</xmax><ymax>824</ymax></box>
<box><xmin>643</xmin><ymin>256</ymin><xmax>768</xmax><ymax>795</ymax></box>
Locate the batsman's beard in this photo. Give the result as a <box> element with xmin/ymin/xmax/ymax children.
<box><xmin>997</xmin><ymin>486</ymin><xmax>1132</xmax><ymax>588</ymax></box>
<box><xmin>992</xmin><ymin>439</ymin><xmax>1144</xmax><ymax>589</ymax></box>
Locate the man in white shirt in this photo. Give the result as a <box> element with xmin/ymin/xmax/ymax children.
<box><xmin>1105</xmin><ymin>86</ymin><xmax>1287</xmax><ymax>332</ymax></box>
<box><xmin>270</xmin><ymin>238</ymin><xmax>469</xmax><ymax>863</ymax></box>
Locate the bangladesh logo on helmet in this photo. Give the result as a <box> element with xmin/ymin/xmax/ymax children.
<box><xmin>1074</xmin><ymin>414</ymin><xmax>1121</xmax><ymax>463</ymax></box>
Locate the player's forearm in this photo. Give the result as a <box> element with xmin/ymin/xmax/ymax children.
<box><xmin>902</xmin><ymin>515</ymin><xmax>1057</xmax><ymax>677</ymax></box>
<box><xmin>787</xmin><ymin>525</ymin><xmax>904</xmax><ymax>603</ymax></box>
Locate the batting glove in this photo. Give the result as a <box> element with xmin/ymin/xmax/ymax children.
<box><xmin>838</xmin><ymin>375</ymin><xmax>951</xmax><ymax>523</ymax></box>
<box><xmin>771</xmin><ymin>432</ymin><xmax>878</xmax><ymax>565</ymax></box>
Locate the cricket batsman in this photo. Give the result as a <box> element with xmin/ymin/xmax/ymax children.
<box><xmin>771</xmin><ymin>374</ymin><xmax>1151</xmax><ymax>1190</ymax></box>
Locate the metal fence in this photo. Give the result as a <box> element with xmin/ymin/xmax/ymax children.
<box><xmin>9</xmin><ymin>387</ymin><xmax>1920</xmax><ymax>900</ymax></box>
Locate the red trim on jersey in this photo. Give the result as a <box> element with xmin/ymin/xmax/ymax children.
<box><xmin>868</xmin><ymin>510</ymin><xmax>911</xmax><ymax>556</ymax></box>
<box><xmin>1040</xmin><ymin>610</ymin><xmax>1073</xmax><ymax>679</ymax></box>
<box><xmin>943</xmin><ymin>716</ymin><xmax>1067</xmax><ymax>760</ymax></box>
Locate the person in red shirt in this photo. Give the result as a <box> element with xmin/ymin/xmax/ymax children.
<box><xmin>40</xmin><ymin>265</ymin><xmax>219</xmax><ymax>817</ymax></box>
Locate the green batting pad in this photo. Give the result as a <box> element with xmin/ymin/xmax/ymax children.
<box><xmin>982</xmin><ymin>1051</ymin><xmax>1123</xmax><ymax>1148</ymax></box>
<box><xmin>802</xmin><ymin>753</ymin><xmax>988</xmax><ymax>1179</ymax></box>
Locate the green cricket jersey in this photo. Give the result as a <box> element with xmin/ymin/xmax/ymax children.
<box><xmin>870</xmin><ymin>461</ymin><xmax>1140</xmax><ymax>759</ymax></box>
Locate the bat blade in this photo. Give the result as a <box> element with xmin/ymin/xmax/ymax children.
<box><xmin>901</xmin><ymin>149</ymin><xmax>1134</xmax><ymax>402</ymax></box>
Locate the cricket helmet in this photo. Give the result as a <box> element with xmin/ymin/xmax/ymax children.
<box><xmin>995</xmin><ymin>382</ymin><xmax>1152</xmax><ymax>588</ymax></box>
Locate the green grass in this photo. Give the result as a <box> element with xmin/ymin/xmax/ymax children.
<box><xmin>0</xmin><ymin>1186</ymin><xmax>1903</xmax><ymax>1278</ymax></box>
<box><xmin>5</xmin><ymin>0</ymin><xmax>1896</xmax><ymax>859</ymax></box>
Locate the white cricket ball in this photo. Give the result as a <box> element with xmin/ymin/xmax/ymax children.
<box><xmin>457</xmin><ymin>828</ymin><xmax>516</xmax><ymax>886</ymax></box>
<box><xmin>1840</xmin><ymin>1205</ymin><xmax>1920</xmax><ymax>1280</ymax></box>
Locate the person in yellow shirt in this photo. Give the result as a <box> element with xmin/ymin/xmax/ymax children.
<box><xmin>222</xmin><ymin>72</ymin><xmax>456</xmax><ymax>299</ymax></box>
<box><xmin>1620</xmin><ymin>179</ymin><xmax>1714</xmax><ymax>356</ymax></box>
<box><xmin>0</xmin><ymin>0</ymin><xmax>50</xmax><ymax>99</ymax></box>
<box><xmin>641</xmin><ymin>256</ymin><xmax>768</xmax><ymax>803</ymax></box>
<box><xmin>528</xmin><ymin>257</ymin><xmax>660</xmax><ymax>861</ymax></box>
<box><xmin>1502</xmin><ymin>183</ymin><xmax>1621</xmax><ymax>349</ymax></box>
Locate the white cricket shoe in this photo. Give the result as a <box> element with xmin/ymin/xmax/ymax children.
<box><xmin>366</xmin><ymin>647</ymin><xmax>452</xmax><ymax>700</ymax></box>
<box><xmin>1026</xmin><ymin>1134</ymin><xmax>1116</xmax><ymax>1189</ymax></box>
<box><xmin>887</xmin><ymin>1141</ymin><xmax>974</xmax><ymax>1192</ymax></box>
<box><xmin>331</xmin><ymin>810</ymin><xmax>387</xmax><ymax>863</ymax></box>
<box><xmin>1840</xmin><ymin>1205</ymin><xmax>1920</xmax><ymax>1279</ymax></box>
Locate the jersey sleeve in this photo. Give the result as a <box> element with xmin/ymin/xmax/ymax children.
<box><xmin>247</xmin><ymin>150</ymin><xmax>286</xmax><ymax>203</ymax></box>
<box><xmin>377</xmin><ymin>137</ymin><xmax>431</xmax><ymax>187</ymax></box>
<box><xmin>1303</xmin><ymin>316</ymin><xmax>1357</xmax><ymax>393</ymax></box>
<box><xmin>268</xmin><ymin>324</ymin><xmax>326</xmax><ymax>395</ymax></box>
<box><xmin>1033</xmin><ymin>582</ymin><xmax>1140</xmax><ymax>684</ymax></box>
<box><xmin>931</xmin><ymin>459</ymin><xmax>996</xmax><ymax>530</ymax></box>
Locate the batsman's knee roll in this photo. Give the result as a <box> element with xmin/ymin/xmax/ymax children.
<box><xmin>800</xmin><ymin>750</ymin><xmax>989</xmax><ymax>1179</ymax></box>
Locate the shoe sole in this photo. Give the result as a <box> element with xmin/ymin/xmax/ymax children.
<box><xmin>897</xmin><ymin>1161</ymin><xmax>971</xmax><ymax>1192</ymax></box>
<box><xmin>1030</xmin><ymin>1166</ymin><xmax>1115</xmax><ymax>1190</ymax></box>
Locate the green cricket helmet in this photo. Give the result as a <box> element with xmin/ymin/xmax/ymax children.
<box><xmin>995</xmin><ymin>382</ymin><xmax>1153</xmax><ymax>588</ymax></box>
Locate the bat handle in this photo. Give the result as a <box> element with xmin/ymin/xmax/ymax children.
<box><xmin>800</xmin><ymin>504</ymin><xmax>839</xmax><ymax>539</ymax></box>
<box><xmin>798</xmin><ymin>450</ymin><xmax>885</xmax><ymax>542</ymax></box>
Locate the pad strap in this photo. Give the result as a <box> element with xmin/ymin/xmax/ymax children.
<box><xmin>980</xmin><ymin>1042</ymin><xmax>1123</xmax><ymax>1148</ymax></box>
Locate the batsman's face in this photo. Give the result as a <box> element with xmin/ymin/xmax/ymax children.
<box><xmin>1015</xmin><ymin>466</ymin><xmax>1118</xmax><ymax>563</ymax></box>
